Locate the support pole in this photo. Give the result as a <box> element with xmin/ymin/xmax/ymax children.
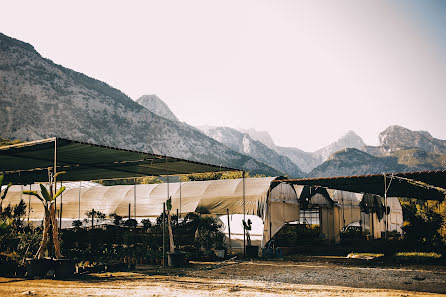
<box><xmin>27</xmin><ymin>185</ymin><xmax>30</xmax><ymax>225</ymax></box>
<box><xmin>383</xmin><ymin>174</ymin><xmax>387</xmax><ymax>239</ymax></box>
<box><xmin>53</xmin><ymin>140</ymin><xmax>57</xmax><ymax>221</ymax></box>
<box><xmin>78</xmin><ymin>181</ymin><xmax>81</xmax><ymax>221</ymax></box>
<box><xmin>269</xmin><ymin>190</ymin><xmax>272</xmax><ymax>241</ymax></box>
<box><xmin>179</xmin><ymin>179</ymin><xmax>182</xmax><ymax>219</ymax></box>
<box><xmin>59</xmin><ymin>180</ymin><xmax>63</xmax><ymax>230</ymax></box>
<box><xmin>243</xmin><ymin>171</ymin><xmax>246</xmax><ymax>258</ymax></box>
<box><xmin>54</xmin><ymin>138</ymin><xmax>57</xmax><ymax>178</ymax></box>
<box><xmin>91</xmin><ymin>208</ymin><xmax>95</xmax><ymax>229</ymax></box>
<box><xmin>162</xmin><ymin>202</ymin><xmax>166</xmax><ymax>267</ymax></box>
<box><xmin>226</xmin><ymin>208</ymin><xmax>232</xmax><ymax>254</ymax></box>
<box><xmin>383</xmin><ymin>174</ymin><xmax>393</xmax><ymax>240</ymax></box>
<box><xmin>134</xmin><ymin>181</ymin><xmax>136</xmax><ymax>219</ymax></box>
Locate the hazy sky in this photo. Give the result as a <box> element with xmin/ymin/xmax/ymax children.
<box><xmin>1</xmin><ymin>0</ymin><xmax>446</xmax><ymax>151</ymax></box>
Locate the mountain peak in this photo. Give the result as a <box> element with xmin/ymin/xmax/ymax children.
<box><xmin>0</xmin><ymin>33</ymin><xmax>37</xmax><ymax>54</ymax></box>
<box><xmin>238</xmin><ymin>128</ymin><xmax>276</xmax><ymax>150</ymax></box>
<box><xmin>315</xmin><ymin>130</ymin><xmax>366</xmax><ymax>161</ymax></box>
<box><xmin>379</xmin><ymin>125</ymin><xmax>446</xmax><ymax>153</ymax></box>
<box><xmin>136</xmin><ymin>95</ymin><xmax>179</xmax><ymax>122</ymax></box>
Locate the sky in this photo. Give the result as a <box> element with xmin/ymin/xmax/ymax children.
<box><xmin>1</xmin><ymin>0</ymin><xmax>446</xmax><ymax>151</ymax></box>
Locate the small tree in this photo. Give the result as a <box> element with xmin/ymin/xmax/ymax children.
<box><xmin>85</xmin><ymin>209</ymin><xmax>106</xmax><ymax>228</ymax></box>
<box><xmin>141</xmin><ymin>218</ymin><xmax>152</xmax><ymax>231</ymax></box>
<box><xmin>0</xmin><ymin>174</ymin><xmax>12</xmax><ymax>215</ymax></box>
<box><xmin>23</xmin><ymin>172</ymin><xmax>66</xmax><ymax>259</ymax></box>
<box><xmin>72</xmin><ymin>220</ymin><xmax>82</xmax><ymax>229</ymax></box>
<box><xmin>12</xmin><ymin>199</ymin><xmax>27</xmax><ymax>228</ymax></box>
<box><xmin>109</xmin><ymin>212</ymin><xmax>123</xmax><ymax>226</ymax></box>
<box><xmin>123</xmin><ymin>218</ymin><xmax>137</xmax><ymax>228</ymax></box>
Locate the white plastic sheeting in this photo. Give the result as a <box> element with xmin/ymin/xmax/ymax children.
<box><xmin>4</xmin><ymin>178</ymin><xmax>276</xmax><ymax>219</ymax></box>
<box><xmin>4</xmin><ymin>177</ymin><xmax>301</xmax><ymax>247</ymax></box>
<box><xmin>262</xmin><ymin>182</ymin><xmax>300</xmax><ymax>245</ymax></box>
<box><xmin>218</xmin><ymin>214</ymin><xmax>264</xmax><ymax>248</ymax></box>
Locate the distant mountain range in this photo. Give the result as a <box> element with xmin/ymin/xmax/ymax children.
<box><xmin>0</xmin><ymin>32</ymin><xmax>282</xmax><ymax>176</ymax></box>
<box><xmin>198</xmin><ymin>126</ymin><xmax>305</xmax><ymax>178</ymax></box>
<box><xmin>1</xmin><ymin>32</ymin><xmax>445</xmax><ymax>179</ymax></box>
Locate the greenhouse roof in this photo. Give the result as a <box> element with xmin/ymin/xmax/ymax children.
<box><xmin>0</xmin><ymin>137</ymin><xmax>238</xmax><ymax>184</ymax></box>
<box><xmin>279</xmin><ymin>170</ymin><xmax>446</xmax><ymax>201</ymax></box>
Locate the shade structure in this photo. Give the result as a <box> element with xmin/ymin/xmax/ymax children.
<box><xmin>0</xmin><ymin>137</ymin><xmax>238</xmax><ymax>184</ymax></box>
<box><xmin>280</xmin><ymin>170</ymin><xmax>446</xmax><ymax>201</ymax></box>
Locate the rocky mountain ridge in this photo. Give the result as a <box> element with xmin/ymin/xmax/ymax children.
<box><xmin>136</xmin><ymin>94</ymin><xmax>179</xmax><ymax>122</ymax></box>
<box><xmin>378</xmin><ymin>125</ymin><xmax>446</xmax><ymax>154</ymax></box>
<box><xmin>0</xmin><ymin>32</ymin><xmax>281</xmax><ymax>176</ymax></box>
<box><xmin>240</xmin><ymin>126</ymin><xmax>446</xmax><ymax>177</ymax></box>
<box><xmin>236</xmin><ymin>128</ymin><xmax>367</xmax><ymax>173</ymax></box>
<box><xmin>199</xmin><ymin>126</ymin><xmax>305</xmax><ymax>178</ymax></box>
<box><xmin>308</xmin><ymin>148</ymin><xmax>410</xmax><ymax>178</ymax></box>
<box><xmin>1</xmin><ymin>32</ymin><xmax>444</xmax><ymax>179</ymax></box>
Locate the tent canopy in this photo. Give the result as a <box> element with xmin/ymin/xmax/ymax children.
<box><xmin>280</xmin><ymin>170</ymin><xmax>446</xmax><ymax>201</ymax></box>
<box><xmin>0</xmin><ymin>137</ymin><xmax>238</xmax><ymax>184</ymax></box>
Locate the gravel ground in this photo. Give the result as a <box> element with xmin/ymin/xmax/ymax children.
<box><xmin>0</xmin><ymin>259</ymin><xmax>445</xmax><ymax>296</ymax></box>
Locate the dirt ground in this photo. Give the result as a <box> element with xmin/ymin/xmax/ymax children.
<box><xmin>1</xmin><ymin>258</ymin><xmax>445</xmax><ymax>297</ymax></box>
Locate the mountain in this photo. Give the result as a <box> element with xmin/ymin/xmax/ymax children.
<box><xmin>378</xmin><ymin>125</ymin><xmax>446</xmax><ymax>154</ymax></box>
<box><xmin>198</xmin><ymin>126</ymin><xmax>305</xmax><ymax>178</ymax></box>
<box><xmin>388</xmin><ymin>148</ymin><xmax>446</xmax><ymax>171</ymax></box>
<box><xmin>274</xmin><ymin>146</ymin><xmax>320</xmax><ymax>174</ymax></box>
<box><xmin>308</xmin><ymin>148</ymin><xmax>410</xmax><ymax>178</ymax></box>
<box><xmin>136</xmin><ymin>94</ymin><xmax>179</xmax><ymax>122</ymax></box>
<box><xmin>238</xmin><ymin>128</ymin><xmax>276</xmax><ymax>150</ymax></box>
<box><xmin>314</xmin><ymin>131</ymin><xmax>366</xmax><ymax>162</ymax></box>
<box><xmin>0</xmin><ymin>32</ymin><xmax>281</xmax><ymax>176</ymax></box>
<box><xmin>311</xmin><ymin>126</ymin><xmax>446</xmax><ymax>177</ymax></box>
<box><xmin>240</xmin><ymin>128</ymin><xmax>367</xmax><ymax>173</ymax></box>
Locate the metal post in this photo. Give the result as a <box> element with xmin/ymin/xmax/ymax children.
<box><xmin>59</xmin><ymin>180</ymin><xmax>63</xmax><ymax>230</ymax></box>
<box><xmin>242</xmin><ymin>171</ymin><xmax>246</xmax><ymax>258</ymax></box>
<box><xmin>167</xmin><ymin>175</ymin><xmax>170</xmax><ymax>202</ymax></box>
<box><xmin>54</xmin><ymin>138</ymin><xmax>57</xmax><ymax>178</ymax></box>
<box><xmin>383</xmin><ymin>174</ymin><xmax>388</xmax><ymax>239</ymax></box>
<box><xmin>78</xmin><ymin>181</ymin><xmax>81</xmax><ymax>220</ymax></box>
<box><xmin>134</xmin><ymin>181</ymin><xmax>136</xmax><ymax>219</ymax></box>
<box><xmin>341</xmin><ymin>195</ymin><xmax>345</xmax><ymax>230</ymax></box>
<box><xmin>91</xmin><ymin>208</ymin><xmax>95</xmax><ymax>229</ymax></box>
<box><xmin>26</xmin><ymin>185</ymin><xmax>30</xmax><ymax>225</ymax></box>
<box><xmin>269</xmin><ymin>190</ymin><xmax>272</xmax><ymax>241</ymax></box>
<box><xmin>179</xmin><ymin>179</ymin><xmax>182</xmax><ymax>218</ymax></box>
<box><xmin>128</xmin><ymin>203</ymin><xmax>131</xmax><ymax>220</ymax></box>
<box><xmin>162</xmin><ymin>202</ymin><xmax>166</xmax><ymax>267</ymax></box>
<box><xmin>227</xmin><ymin>208</ymin><xmax>232</xmax><ymax>254</ymax></box>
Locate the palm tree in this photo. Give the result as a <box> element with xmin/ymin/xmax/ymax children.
<box><xmin>23</xmin><ymin>172</ymin><xmax>66</xmax><ymax>259</ymax></box>
<box><xmin>166</xmin><ymin>197</ymin><xmax>175</xmax><ymax>253</ymax></box>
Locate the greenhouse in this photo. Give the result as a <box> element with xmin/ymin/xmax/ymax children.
<box><xmin>4</xmin><ymin>177</ymin><xmax>404</xmax><ymax>248</ymax></box>
<box><xmin>3</xmin><ymin>177</ymin><xmax>301</xmax><ymax>248</ymax></box>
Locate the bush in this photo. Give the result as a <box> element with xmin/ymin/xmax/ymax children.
<box><xmin>401</xmin><ymin>200</ymin><xmax>444</xmax><ymax>251</ymax></box>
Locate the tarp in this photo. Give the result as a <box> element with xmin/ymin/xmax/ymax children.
<box><xmin>0</xmin><ymin>138</ymin><xmax>237</xmax><ymax>184</ymax></box>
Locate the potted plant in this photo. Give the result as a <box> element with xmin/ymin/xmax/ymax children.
<box><xmin>166</xmin><ymin>197</ymin><xmax>186</xmax><ymax>267</ymax></box>
<box><xmin>23</xmin><ymin>171</ymin><xmax>74</xmax><ymax>278</ymax></box>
